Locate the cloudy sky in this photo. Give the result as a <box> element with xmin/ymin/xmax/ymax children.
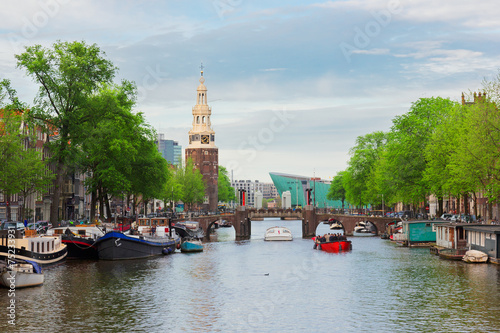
<box><xmin>1</xmin><ymin>0</ymin><xmax>499</xmax><ymax>182</ymax></box>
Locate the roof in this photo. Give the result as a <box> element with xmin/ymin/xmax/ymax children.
<box><xmin>462</xmin><ymin>225</ymin><xmax>500</xmax><ymax>233</ymax></box>
<box><xmin>402</xmin><ymin>220</ymin><xmax>449</xmax><ymax>224</ymax></box>
<box><xmin>436</xmin><ymin>223</ymin><xmax>484</xmax><ymax>228</ymax></box>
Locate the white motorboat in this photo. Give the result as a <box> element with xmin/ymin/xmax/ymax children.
<box><xmin>0</xmin><ymin>259</ymin><xmax>44</xmax><ymax>288</ymax></box>
<box><xmin>353</xmin><ymin>221</ymin><xmax>377</xmax><ymax>236</ymax></box>
<box><xmin>264</xmin><ymin>226</ymin><xmax>293</xmax><ymax>241</ymax></box>
<box><xmin>329</xmin><ymin>221</ymin><xmax>343</xmax><ymax>230</ymax></box>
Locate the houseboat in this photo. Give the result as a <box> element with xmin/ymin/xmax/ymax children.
<box><xmin>462</xmin><ymin>225</ymin><xmax>500</xmax><ymax>264</ymax></box>
<box><xmin>95</xmin><ymin>217</ymin><xmax>180</xmax><ymax>260</ymax></box>
<box><xmin>393</xmin><ymin>220</ymin><xmax>449</xmax><ymax>247</ymax></box>
<box><xmin>47</xmin><ymin>225</ymin><xmax>105</xmax><ymax>259</ymax></box>
<box><xmin>0</xmin><ymin>229</ymin><xmax>67</xmax><ymax>266</ymax></box>
<box><xmin>433</xmin><ymin>223</ymin><xmax>482</xmax><ymax>260</ymax></box>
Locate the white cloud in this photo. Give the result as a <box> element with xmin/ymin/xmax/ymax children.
<box><xmin>352</xmin><ymin>48</ymin><xmax>390</xmax><ymax>55</ymax></box>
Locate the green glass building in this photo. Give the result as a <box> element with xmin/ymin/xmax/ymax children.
<box><xmin>269</xmin><ymin>172</ymin><xmax>343</xmax><ymax>209</ymax></box>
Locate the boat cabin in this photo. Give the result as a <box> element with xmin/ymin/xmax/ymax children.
<box><xmin>0</xmin><ymin>229</ymin><xmax>64</xmax><ymax>255</ymax></box>
<box><xmin>135</xmin><ymin>217</ymin><xmax>171</xmax><ymax>236</ymax></box>
<box><xmin>434</xmin><ymin>223</ymin><xmax>482</xmax><ymax>250</ymax></box>
<box><xmin>462</xmin><ymin>225</ymin><xmax>500</xmax><ymax>264</ymax></box>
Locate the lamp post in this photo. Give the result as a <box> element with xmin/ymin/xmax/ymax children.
<box><xmin>382</xmin><ymin>194</ymin><xmax>385</xmax><ymax>216</ymax></box>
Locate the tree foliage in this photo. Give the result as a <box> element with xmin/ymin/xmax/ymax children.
<box><xmin>383</xmin><ymin>97</ymin><xmax>457</xmax><ymax>206</ymax></box>
<box><xmin>343</xmin><ymin>131</ymin><xmax>388</xmax><ymax>208</ymax></box>
<box><xmin>0</xmin><ymin>80</ymin><xmax>53</xmax><ymax>221</ymax></box>
<box><xmin>15</xmin><ymin>41</ymin><xmax>116</xmax><ymax>225</ymax></box>
<box><xmin>177</xmin><ymin>158</ymin><xmax>205</xmax><ymax>210</ymax></box>
<box><xmin>327</xmin><ymin>171</ymin><xmax>346</xmax><ymax>210</ymax></box>
<box><xmin>218</xmin><ymin>166</ymin><xmax>236</xmax><ymax>203</ymax></box>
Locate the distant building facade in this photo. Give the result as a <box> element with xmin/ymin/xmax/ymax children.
<box><xmin>231</xmin><ymin>180</ymin><xmax>279</xmax><ymax>207</ymax></box>
<box><xmin>156</xmin><ymin>134</ymin><xmax>182</xmax><ymax>167</ymax></box>
<box><xmin>269</xmin><ymin>172</ymin><xmax>343</xmax><ymax>209</ymax></box>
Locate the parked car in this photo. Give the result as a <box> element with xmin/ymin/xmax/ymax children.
<box><xmin>450</xmin><ymin>214</ymin><xmax>460</xmax><ymax>222</ymax></box>
<box><xmin>441</xmin><ymin>213</ymin><xmax>453</xmax><ymax>220</ymax></box>
<box><xmin>459</xmin><ymin>214</ymin><xmax>474</xmax><ymax>223</ymax></box>
<box><xmin>27</xmin><ymin>220</ymin><xmax>52</xmax><ymax>233</ymax></box>
<box><xmin>0</xmin><ymin>221</ymin><xmax>25</xmax><ymax>231</ymax></box>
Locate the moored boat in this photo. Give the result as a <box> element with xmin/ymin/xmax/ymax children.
<box><xmin>47</xmin><ymin>225</ymin><xmax>105</xmax><ymax>259</ymax></box>
<box><xmin>264</xmin><ymin>226</ymin><xmax>293</xmax><ymax>241</ymax></box>
<box><xmin>0</xmin><ymin>229</ymin><xmax>67</xmax><ymax>266</ymax></box>
<box><xmin>353</xmin><ymin>221</ymin><xmax>377</xmax><ymax>236</ymax></box>
<box><xmin>463</xmin><ymin>250</ymin><xmax>488</xmax><ymax>263</ymax></box>
<box><xmin>95</xmin><ymin>217</ymin><xmax>180</xmax><ymax>260</ymax></box>
<box><xmin>172</xmin><ymin>221</ymin><xmax>204</xmax><ymax>239</ymax></box>
<box><xmin>438</xmin><ymin>248</ymin><xmax>467</xmax><ymax>261</ymax></box>
<box><xmin>0</xmin><ymin>259</ymin><xmax>44</xmax><ymax>288</ymax></box>
<box><xmin>180</xmin><ymin>239</ymin><xmax>204</xmax><ymax>253</ymax></box>
<box><xmin>328</xmin><ymin>218</ymin><xmax>344</xmax><ymax>230</ymax></box>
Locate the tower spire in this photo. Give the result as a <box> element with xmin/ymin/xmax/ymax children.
<box><xmin>200</xmin><ymin>62</ymin><xmax>204</xmax><ymax>76</ymax></box>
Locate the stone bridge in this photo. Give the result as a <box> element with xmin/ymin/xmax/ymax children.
<box><xmin>302</xmin><ymin>206</ymin><xmax>396</xmax><ymax>238</ymax></box>
<box><xmin>247</xmin><ymin>208</ymin><xmax>302</xmax><ymax>220</ymax></box>
<box><xmin>181</xmin><ymin>206</ymin><xmax>396</xmax><ymax>240</ymax></box>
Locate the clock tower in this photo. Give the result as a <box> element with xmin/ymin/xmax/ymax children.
<box><xmin>185</xmin><ymin>66</ymin><xmax>218</xmax><ymax>211</ymax></box>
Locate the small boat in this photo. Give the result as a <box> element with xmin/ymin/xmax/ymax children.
<box><xmin>463</xmin><ymin>250</ymin><xmax>488</xmax><ymax>263</ymax></box>
<box><xmin>438</xmin><ymin>248</ymin><xmax>467</xmax><ymax>261</ymax></box>
<box><xmin>172</xmin><ymin>221</ymin><xmax>204</xmax><ymax>239</ymax></box>
<box><xmin>264</xmin><ymin>226</ymin><xmax>293</xmax><ymax>241</ymax></box>
<box><xmin>312</xmin><ymin>236</ymin><xmax>352</xmax><ymax>252</ymax></box>
<box><xmin>217</xmin><ymin>220</ymin><xmax>232</xmax><ymax>228</ymax></box>
<box><xmin>329</xmin><ymin>219</ymin><xmax>343</xmax><ymax>230</ymax></box>
<box><xmin>180</xmin><ymin>239</ymin><xmax>204</xmax><ymax>253</ymax></box>
<box><xmin>353</xmin><ymin>221</ymin><xmax>377</xmax><ymax>236</ymax></box>
<box><xmin>0</xmin><ymin>259</ymin><xmax>44</xmax><ymax>288</ymax></box>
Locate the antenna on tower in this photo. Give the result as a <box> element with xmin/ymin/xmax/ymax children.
<box><xmin>200</xmin><ymin>62</ymin><xmax>204</xmax><ymax>76</ymax></box>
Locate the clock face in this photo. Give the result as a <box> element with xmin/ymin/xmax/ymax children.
<box><xmin>201</xmin><ymin>135</ymin><xmax>209</xmax><ymax>144</ymax></box>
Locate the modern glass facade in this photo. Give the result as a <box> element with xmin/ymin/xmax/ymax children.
<box><xmin>269</xmin><ymin>172</ymin><xmax>343</xmax><ymax>209</ymax></box>
<box><xmin>157</xmin><ymin>134</ymin><xmax>182</xmax><ymax>167</ymax></box>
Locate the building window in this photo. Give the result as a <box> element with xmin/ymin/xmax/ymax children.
<box><xmin>197</xmin><ymin>116</ymin><xmax>200</xmax><ymax>124</ymax></box>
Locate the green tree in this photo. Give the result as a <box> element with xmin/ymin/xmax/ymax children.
<box><xmin>384</xmin><ymin>97</ymin><xmax>457</xmax><ymax>209</ymax></box>
<box><xmin>0</xmin><ymin>80</ymin><xmax>53</xmax><ymax>221</ymax></box>
<box><xmin>343</xmin><ymin>131</ymin><xmax>387</xmax><ymax>209</ymax></box>
<box><xmin>177</xmin><ymin>158</ymin><xmax>205</xmax><ymax>211</ymax></box>
<box><xmin>128</xmin><ymin>130</ymin><xmax>170</xmax><ymax>216</ymax></box>
<box><xmin>75</xmin><ymin>81</ymin><xmax>156</xmax><ymax>220</ymax></box>
<box><xmin>162</xmin><ymin>169</ymin><xmax>183</xmax><ymax>212</ymax></box>
<box><xmin>451</xmin><ymin>97</ymin><xmax>500</xmax><ymax>216</ymax></box>
<box><xmin>16</xmin><ymin>41</ymin><xmax>116</xmax><ymax>226</ymax></box>
<box><xmin>327</xmin><ymin>171</ymin><xmax>346</xmax><ymax>210</ymax></box>
<box><xmin>218</xmin><ymin>166</ymin><xmax>236</xmax><ymax>203</ymax></box>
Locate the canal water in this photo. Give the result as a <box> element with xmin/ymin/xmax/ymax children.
<box><xmin>2</xmin><ymin>218</ymin><xmax>500</xmax><ymax>332</ymax></box>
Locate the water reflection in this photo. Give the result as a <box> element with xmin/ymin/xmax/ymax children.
<box><xmin>1</xmin><ymin>218</ymin><xmax>499</xmax><ymax>332</ymax></box>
